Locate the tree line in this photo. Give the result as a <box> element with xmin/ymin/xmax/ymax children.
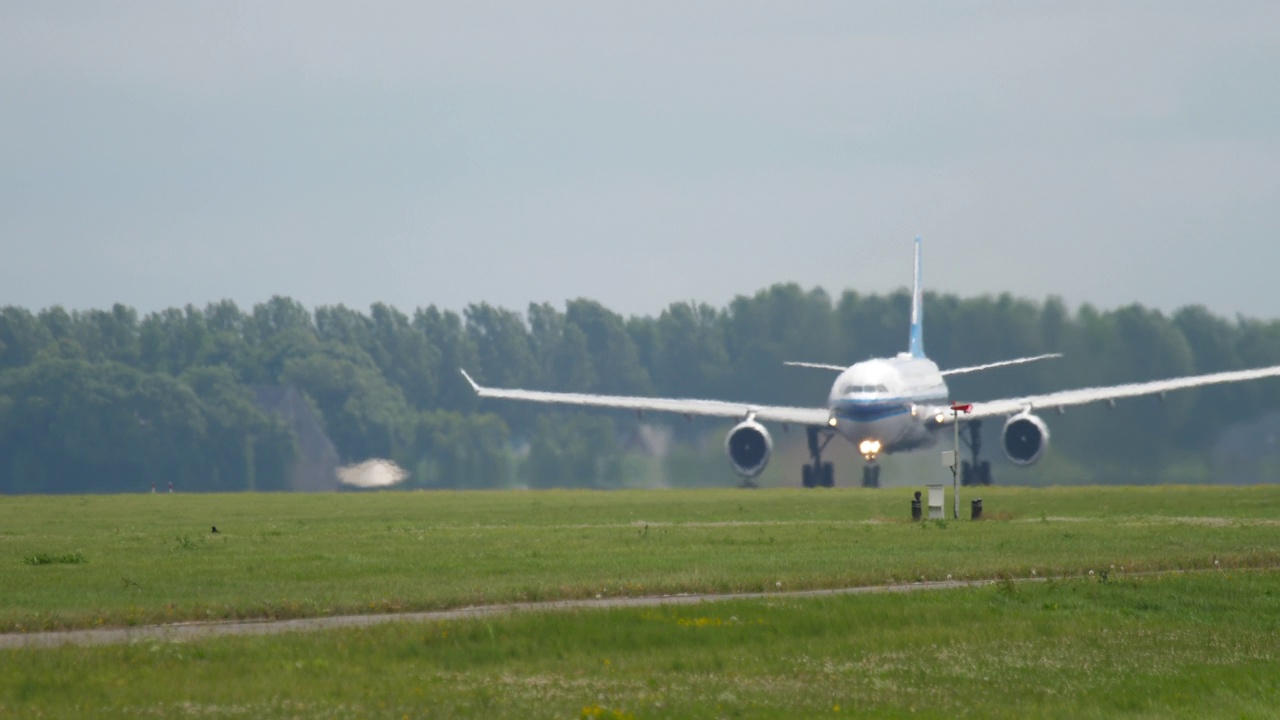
<box><xmin>2</xmin><ymin>286</ymin><xmax>1279</xmax><ymax>493</ymax></box>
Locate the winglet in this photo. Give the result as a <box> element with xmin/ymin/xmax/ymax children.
<box><xmin>909</xmin><ymin>236</ymin><xmax>925</xmax><ymax>358</ymax></box>
<box><xmin>459</xmin><ymin>369</ymin><xmax>482</xmax><ymax>393</ymax></box>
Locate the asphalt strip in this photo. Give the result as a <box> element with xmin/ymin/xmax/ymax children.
<box><xmin>1</xmin><ymin>577</ymin><xmax>1003</xmax><ymax>650</ymax></box>
<box><xmin>2</xmin><ymin>568</ymin><xmax>1255</xmax><ymax>650</ymax></box>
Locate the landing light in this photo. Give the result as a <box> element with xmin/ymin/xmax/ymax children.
<box><xmin>935</xmin><ymin>413</ymin><xmax>946</xmax><ymax>424</ymax></box>
<box><xmin>827</xmin><ymin>416</ymin><xmax>838</xmax><ymax>428</ymax></box>
<box><xmin>858</xmin><ymin>439</ymin><xmax>882</xmax><ymax>456</ymax></box>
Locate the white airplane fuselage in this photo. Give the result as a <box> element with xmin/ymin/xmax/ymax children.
<box><xmin>827</xmin><ymin>353</ymin><xmax>949</xmax><ymax>458</ymax></box>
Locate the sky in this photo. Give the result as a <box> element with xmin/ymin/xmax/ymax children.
<box><xmin>3</xmin><ymin>2</ymin><xmax>1279</xmax><ymax>321</ymax></box>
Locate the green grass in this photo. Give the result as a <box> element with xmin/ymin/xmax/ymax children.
<box><xmin>2</xmin><ymin>570</ymin><xmax>1278</xmax><ymax>718</ymax></box>
<box><xmin>2</xmin><ymin>485</ymin><xmax>1280</xmax><ymax>632</ymax></box>
<box><xmin>3</xmin><ymin>485</ymin><xmax>1280</xmax><ymax>717</ymax></box>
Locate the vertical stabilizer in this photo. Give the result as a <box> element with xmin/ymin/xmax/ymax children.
<box><xmin>909</xmin><ymin>236</ymin><xmax>925</xmax><ymax>358</ymax></box>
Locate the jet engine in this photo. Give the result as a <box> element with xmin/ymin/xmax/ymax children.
<box><xmin>725</xmin><ymin>419</ymin><xmax>772</xmax><ymax>478</ymax></box>
<box><xmin>1002</xmin><ymin>412</ymin><xmax>1050</xmax><ymax>466</ymax></box>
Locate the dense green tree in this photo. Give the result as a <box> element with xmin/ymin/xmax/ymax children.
<box><xmin>639</xmin><ymin>302</ymin><xmax>729</xmax><ymax>400</ymax></box>
<box><xmin>202</xmin><ymin>300</ymin><xmax>250</xmax><ymax>372</ymax></box>
<box><xmin>414</xmin><ymin>306</ymin><xmax>479</xmax><ymax>413</ymax></box>
<box><xmin>281</xmin><ymin>349</ymin><xmax>413</xmax><ymax>463</ymax></box>
<box><xmin>3</xmin><ymin>286</ymin><xmax>1280</xmax><ymax>493</ymax></box>
<box><xmin>0</xmin><ymin>307</ymin><xmax>52</xmax><ymax>369</ymax></box>
<box><xmin>835</xmin><ymin>290</ymin><xmax>913</xmax><ymax>363</ymax></box>
<box><xmin>244</xmin><ymin>296</ymin><xmax>320</xmax><ymax>383</ymax></box>
<box><xmin>367</xmin><ymin>303</ymin><xmax>441</xmax><ymax>410</ymax></box>
<box><xmin>564</xmin><ymin>299</ymin><xmax>650</xmax><ymax>394</ymax></box>
<box><xmin>0</xmin><ymin>359</ymin><xmax>205</xmax><ymax>493</ymax></box>
<box><xmin>465</xmin><ymin>303</ymin><xmax>535</xmax><ymax>389</ymax></box>
<box><xmin>410</xmin><ymin>411</ymin><xmax>511</xmax><ymax>489</ymax></box>
<box><xmin>528</xmin><ymin>302</ymin><xmax>596</xmax><ymax>392</ymax></box>
<box><xmin>74</xmin><ymin>304</ymin><xmax>141</xmax><ymax>366</ymax></box>
<box><xmin>524</xmin><ymin>414</ymin><xmax>622</xmax><ymax>489</ymax></box>
<box><xmin>36</xmin><ymin>306</ymin><xmax>85</xmax><ymax>360</ymax></box>
<box><xmin>725</xmin><ymin>285</ymin><xmax>834</xmax><ymax>406</ymax></box>
<box><xmin>139</xmin><ymin>305</ymin><xmax>211</xmax><ymax>375</ymax></box>
<box><xmin>181</xmin><ymin>365</ymin><xmax>296</xmax><ymax>492</ymax></box>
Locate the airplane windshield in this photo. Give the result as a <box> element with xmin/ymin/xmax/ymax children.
<box><xmin>842</xmin><ymin>384</ymin><xmax>890</xmax><ymax>395</ymax></box>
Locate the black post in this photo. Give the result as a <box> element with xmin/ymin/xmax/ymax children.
<box><xmin>970</xmin><ymin>498</ymin><xmax>983</xmax><ymax>520</ymax></box>
<box><xmin>911</xmin><ymin>491</ymin><xmax>922</xmax><ymax>521</ymax></box>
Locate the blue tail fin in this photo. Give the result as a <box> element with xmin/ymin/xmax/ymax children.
<box><xmin>908</xmin><ymin>237</ymin><xmax>925</xmax><ymax>358</ymax></box>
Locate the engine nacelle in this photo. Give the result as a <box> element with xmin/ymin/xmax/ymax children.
<box><xmin>1002</xmin><ymin>412</ymin><xmax>1050</xmax><ymax>466</ymax></box>
<box><xmin>725</xmin><ymin>419</ymin><xmax>772</xmax><ymax>478</ymax></box>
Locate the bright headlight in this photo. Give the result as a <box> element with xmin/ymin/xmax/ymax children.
<box><xmin>858</xmin><ymin>439</ymin><xmax>882</xmax><ymax>455</ymax></box>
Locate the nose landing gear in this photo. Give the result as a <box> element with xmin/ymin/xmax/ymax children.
<box><xmin>861</xmin><ymin>462</ymin><xmax>881</xmax><ymax>488</ymax></box>
<box><xmin>802</xmin><ymin>426</ymin><xmax>835</xmax><ymax>488</ymax></box>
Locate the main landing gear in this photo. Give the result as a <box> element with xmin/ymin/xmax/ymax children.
<box><xmin>802</xmin><ymin>426</ymin><xmax>835</xmax><ymax>488</ymax></box>
<box><xmin>959</xmin><ymin>420</ymin><xmax>993</xmax><ymax>486</ymax></box>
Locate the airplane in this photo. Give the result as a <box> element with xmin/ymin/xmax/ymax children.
<box><xmin>461</xmin><ymin>238</ymin><xmax>1280</xmax><ymax>488</ymax></box>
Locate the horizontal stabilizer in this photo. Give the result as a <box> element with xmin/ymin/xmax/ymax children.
<box><xmin>941</xmin><ymin>353</ymin><xmax>1063</xmax><ymax>377</ymax></box>
<box><xmin>783</xmin><ymin>361</ymin><xmax>847</xmax><ymax>372</ymax></box>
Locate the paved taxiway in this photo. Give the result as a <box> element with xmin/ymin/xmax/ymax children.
<box><xmin>1</xmin><ymin>577</ymin><xmax>1008</xmax><ymax>649</ymax></box>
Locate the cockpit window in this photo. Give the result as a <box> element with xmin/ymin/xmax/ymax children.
<box><xmin>842</xmin><ymin>384</ymin><xmax>889</xmax><ymax>395</ymax></box>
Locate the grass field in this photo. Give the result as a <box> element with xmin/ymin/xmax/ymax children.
<box><xmin>2</xmin><ymin>486</ymin><xmax>1279</xmax><ymax>632</ymax></box>
<box><xmin>2</xmin><ymin>485</ymin><xmax>1280</xmax><ymax>718</ymax></box>
<box><xmin>2</xmin><ymin>570</ymin><xmax>1278</xmax><ymax>718</ymax></box>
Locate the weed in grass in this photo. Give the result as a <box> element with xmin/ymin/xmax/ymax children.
<box><xmin>22</xmin><ymin>552</ymin><xmax>86</xmax><ymax>566</ymax></box>
<box><xmin>997</xmin><ymin>576</ymin><xmax>1020</xmax><ymax>599</ymax></box>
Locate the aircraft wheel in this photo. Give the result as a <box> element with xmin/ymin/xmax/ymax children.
<box><xmin>821</xmin><ymin>462</ymin><xmax>835</xmax><ymax>488</ymax></box>
<box><xmin>961</xmin><ymin>460</ymin><xmax>973</xmax><ymax>487</ymax></box>
<box><xmin>862</xmin><ymin>464</ymin><xmax>880</xmax><ymax>489</ymax></box>
<box><xmin>802</xmin><ymin>464</ymin><xmax>815</xmax><ymax>488</ymax></box>
<box><xmin>979</xmin><ymin>461</ymin><xmax>993</xmax><ymax>485</ymax></box>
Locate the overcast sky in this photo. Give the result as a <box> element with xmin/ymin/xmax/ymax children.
<box><xmin>3</xmin><ymin>2</ymin><xmax>1279</xmax><ymax>321</ymax></box>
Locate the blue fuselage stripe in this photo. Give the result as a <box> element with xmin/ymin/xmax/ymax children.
<box><xmin>831</xmin><ymin>399</ymin><xmax>911</xmax><ymax>422</ymax></box>
<box><xmin>830</xmin><ymin>392</ymin><xmax>947</xmax><ymax>423</ymax></box>
<box><xmin>835</xmin><ymin>407</ymin><xmax>911</xmax><ymax>422</ymax></box>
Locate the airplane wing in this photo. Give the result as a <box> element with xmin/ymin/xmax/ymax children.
<box><xmin>461</xmin><ymin>370</ymin><xmax>831</xmax><ymax>426</ymax></box>
<box><xmin>950</xmin><ymin>364</ymin><xmax>1280</xmax><ymax>422</ymax></box>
